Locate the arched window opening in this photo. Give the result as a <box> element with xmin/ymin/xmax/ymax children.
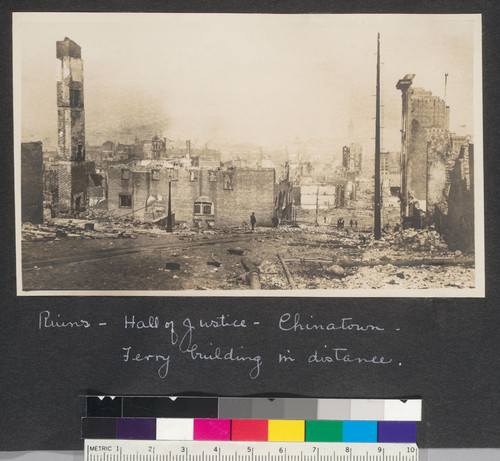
<box><xmin>194</xmin><ymin>196</ymin><xmax>214</xmax><ymax>216</ymax></box>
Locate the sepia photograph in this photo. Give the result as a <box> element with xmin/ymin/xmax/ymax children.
<box><xmin>14</xmin><ymin>13</ymin><xmax>484</xmax><ymax>296</ymax></box>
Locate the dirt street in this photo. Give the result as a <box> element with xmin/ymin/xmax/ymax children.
<box><xmin>21</xmin><ymin>220</ymin><xmax>475</xmax><ymax>292</ymax></box>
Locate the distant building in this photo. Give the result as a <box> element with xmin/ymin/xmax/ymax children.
<box><xmin>115</xmin><ymin>143</ymin><xmax>136</xmax><ymax>162</ymax></box>
<box><xmin>300</xmin><ymin>185</ymin><xmax>337</xmax><ymax>210</ymax></box>
<box><xmin>299</xmin><ymin>180</ymin><xmax>350</xmax><ymax>210</ymax></box>
<box><xmin>380</xmin><ymin>151</ymin><xmax>401</xmax><ymax>196</ymax></box>
<box><xmin>192</xmin><ymin>145</ymin><xmax>222</xmax><ymax>168</ymax></box>
<box><xmin>85</xmin><ymin>145</ymin><xmax>104</xmax><ymax>165</ymax></box>
<box><xmin>342</xmin><ymin>143</ymin><xmax>362</xmax><ymax>174</ymax></box>
<box><xmin>21</xmin><ymin>142</ymin><xmax>44</xmax><ymax>224</ymax></box>
<box><xmin>150</xmin><ymin>136</ymin><xmax>167</xmax><ymax>159</ymax></box>
<box><xmin>136</xmin><ymin>137</ymin><xmax>166</xmax><ymax>160</ymax></box>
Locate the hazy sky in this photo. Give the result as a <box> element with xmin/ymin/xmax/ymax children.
<box><xmin>14</xmin><ymin>13</ymin><xmax>479</xmax><ymax>154</ymax></box>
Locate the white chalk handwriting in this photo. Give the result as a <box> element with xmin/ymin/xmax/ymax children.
<box><xmin>38</xmin><ymin>311</ymin><xmax>397</xmax><ymax>379</ymax></box>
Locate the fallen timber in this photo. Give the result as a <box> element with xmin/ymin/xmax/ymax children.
<box><xmin>286</xmin><ymin>242</ymin><xmax>360</xmax><ymax>249</ymax></box>
<box><xmin>277</xmin><ymin>253</ymin><xmax>297</xmax><ymax>289</ymax></box>
<box><xmin>283</xmin><ymin>257</ymin><xmax>475</xmax><ymax>267</ymax></box>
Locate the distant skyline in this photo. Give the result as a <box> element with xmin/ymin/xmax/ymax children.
<box><xmin>15</xmin><ymin>13</ymin><xmax>479</xmax><ymax>158</ymax></box>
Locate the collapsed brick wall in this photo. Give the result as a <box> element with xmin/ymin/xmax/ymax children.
<box><xmin>407</xmin><ymin>125</ymin><xmax>468</xmax><ymax>222</ymax></box>
<box><xmin>275</xmin><ymin>178</ymin><xmax>293</xmax><ymax>221</ymax></box>
<box><xmin>21</xmin><ymin>142</ymin><xmax>44</xmax><ymax>224</ymax></box>
<box><xmin>56</xmin><ymin>161</ymin><xmax>88</xmax><ymax>210</ymax></box>
<box><xmin>107</xmin><ymin>168</ymin><xmax>201</xmax><ymax>222</ymax></box>
<box><xmin>435</xmin><ymin>145</ymin><xmax>474</xmax><ymax>252</ymax></box>
<box><xmin>426</xmin><ymin>130</ymin><xmax>450</xmax><ymax>209</ymax></box>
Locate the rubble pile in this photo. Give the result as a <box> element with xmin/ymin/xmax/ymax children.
<box><xmin>359</xmin><ymin>228</ymin><xmax>459</xmax><ymax>262</ymax></box>
<box><xmin>340</xmin><ymin>264</ymin><xmax>475</xmax><ymax>289</ymax></box>
<box><xmin>259</xmin><ymin>260</ymin><xmax>289</xmax><ymax>290</ymax></box>
<box><xmin>389</xmin><ymin>228</ymin><xmax>450</xmax><ymax>252</ymax></box>
<box><xmin>22</xmin><ymin>220</ymin><xmax>143</xmax><ymax>241</ymax></box>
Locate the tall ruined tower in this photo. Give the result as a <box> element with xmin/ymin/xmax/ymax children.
<box><xmin>56</xmin><ymin>37</ymin><xmax>87</xmax><ymax>211</ymax></box>
<box><xmin>57</xmin><ymin>37</ymin><xmax>85</xmax><ymax>160</ymax></box>
<box><xmin>397</xmin><ymin>74</ymin><xmax>450</xmax><ymax>220</ymax></box>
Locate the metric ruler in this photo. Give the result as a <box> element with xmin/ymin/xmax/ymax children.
<box><xmin>84</xmin><ymin>440</ymin><xmax>419</xmax><ymax>461</ymax></box>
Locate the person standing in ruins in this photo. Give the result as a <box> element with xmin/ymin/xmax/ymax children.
<box><xmin>250</xmin><ymin>212</ymin><xmax>256</xmax><ymax>231</ymax></box>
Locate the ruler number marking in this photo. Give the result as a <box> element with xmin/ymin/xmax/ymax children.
<box><xmin>84</xmin><ymin>442</ymin><xmax>418</xmax><ymax>461</ymax></box>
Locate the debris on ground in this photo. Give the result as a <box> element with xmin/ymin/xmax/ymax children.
<box><xmin>21</xmin><ymin>220</ymin><xmax>476</xmax><ymax>291</ymax></box>
<box><xmin>165</xmin><ymin>262</ymin><xmax>181</xmax><ymax>270</ymax></box>
<box><xmin>207</xmin><ymin>254</ymin><xmax>221</xmax><ymax>267</ymax></box>
<box><xmin>227</xmin><ymin>247</ymin><xmax>245</xmax><ymax>255</ymax></box>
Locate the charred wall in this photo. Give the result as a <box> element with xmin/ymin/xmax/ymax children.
<box><xmin>435</xmin><ymin>144</ymin><xmax>475</xmax><ymax>252</ymax></box>
<box><xmin>21</xmin><ymin>142</ymin><xmax>44</xmax><ymax>224</ymax></box>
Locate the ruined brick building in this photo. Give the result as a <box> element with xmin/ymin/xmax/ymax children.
<box><xmin>37</xmin><ymin>38</ymin><xmax>307</xmax><ymax>228</ymax></box>
<box><xmin>107</xmin><ymin>163</ymin><xmax>276</xmax><ymax>228</ymax></box>
<box><xmin>396</xmin><ymin>74</ymin><xmax>471</xmax><ymax>227</ymax></box>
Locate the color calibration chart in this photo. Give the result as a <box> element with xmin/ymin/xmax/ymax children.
<box><xmin>83</xmin><ymin>397</ymin><xmax>421</xmax><ymax>461</ymax></box>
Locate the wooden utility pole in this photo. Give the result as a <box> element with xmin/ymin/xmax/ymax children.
<box><xmin>374</xmin><ymin>33</ymin><xmax>382</xmax><ymax>240</ymax></box>
<box><xmin>444</xmin><ymin>73</ymin><xmax>449</xmax><ymax>105</ymax></box>
<box><xmin>315</xmin><ymin>186</ymin><xmax>319</xmax><ymax>226</ymax></box>
<box><xmin>166</xmin><ymin>179</ymin><xmax>173</xmax><ymax>232</ymax></box>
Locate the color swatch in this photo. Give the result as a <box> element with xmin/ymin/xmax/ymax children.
<box><xmin>268</xmin><ymin>420</ymin><xmax>305</xmax><ymax>441</ymax></box>
<box><xmin>116</xmin><ymin>418</ymin><xmax>156</xmax><ymax>440</ymax></box>
<box><xmin>305</xmin><ymin>420</ymin><xmax>343</xmax><ymax>442</ymax></box>
<box><xmin>82</xmin><ymin>418</ymin><xmax>416</xmax><ymax>443</ymax></box>
<box><xmin>194</xmin><ymin>419</ymin><xmax>231</xmax><ymax>441</ymax></box>
<box><xmin>342</xmin><ymin>421</ymin><xmax>378</xmax><ymax>443</ymax></box>
<box><xmin>157</xmin><ymin>418</ymin><xmax>194</xmax><ymax>440</ymax></box>
<box><xmin>231</xmin><ymin>420</ymin><xmax>268</xmax><ymax>441</ymax></box>
<box><xmin>378</xmin><ymin>421</ymin><xmax>417</xmax><ymax>443</ymax></box>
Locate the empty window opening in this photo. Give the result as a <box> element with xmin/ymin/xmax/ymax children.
<box><xmin>119</xmin><ymin>194</ymin><xmax>132</xmax><ymax>208</ymax></box>
<box><xmin>168</xmin><ymin>169</ymin><xmax>179</xmax><ymax>181</ymax></box>
<box><xmin>70</xmin><ymin>89</ymin><xmax>81</xmax><ymax>106</ymax></box>
<box><xmin>223</xmin><ymin>173</ymin><xmax>233</xmax><ymax>190</ymax></box>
